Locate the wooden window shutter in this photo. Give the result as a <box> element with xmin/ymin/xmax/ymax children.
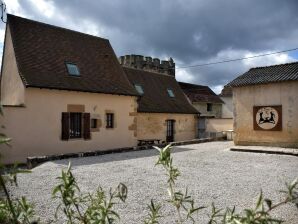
<box><xmin>83</xmin><ymin>113</ymin><xmax>91</xmax><ymax>140</ymax></box>
<box><xmin>61</xmin><ymin>112</ymin><xmax>70</xmax><ymax>140</ymax></box>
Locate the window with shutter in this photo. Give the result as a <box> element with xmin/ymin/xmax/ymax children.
<box><xmin>83</xmin><ymin>113</ymin><xmax>91</xmax><ymax>140</ymax></box>
<box><xmin>106</xmin><ymin>113</ymin><xmax>114</xmax><ymax>128</ymax></box>
<box><xmin>61</xmin><ymin>112</ymin><xmax>70</xmax><ymax>140</ymax></box>
<box><xmin>69</xmin><ymin>113</ymin><xmax>82</xmax><ymax>138</ymax></box>
<box><xmin>62</xmin><ymin>112</ymin><xmax>91</xmax><ymax>140</ymax></box>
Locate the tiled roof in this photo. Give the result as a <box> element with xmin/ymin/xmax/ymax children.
<box><xmin>219</xmin><ymin>85</ymin><xmax>232</xmax><ymax>96</ymax></box>
<box><xmin>228</xmin><ymin>61</ymin><xmax>298</xmax><ymax>87</ymax></box>
<box><xmin>6</xmin><ymin>14</ymin><xmax>138</xmax><ymax>96</ymax></box>
<box><xmin>123</xmin><ymin>67</ymin><xmax>199</xmax><ymax>114</ymax></box>
<box><xmin>179</xmin><ymin>82</ymin><xmax>224</xmax><ymax>104</ymax></box>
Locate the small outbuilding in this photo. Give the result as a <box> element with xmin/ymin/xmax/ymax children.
<box><xmin>228</xmin><ymin>62</ymin><xmax>298</xmax><ymax>148</ymax></box>
<box><xmin>179</xmin><ymin>82</ymin><xmax>223</xmax><ymax>118</ymax></box>
<box><xmin>120</xmin><ymin>55</ymin><xmax>199</xmax><ymax>143</ymax></box>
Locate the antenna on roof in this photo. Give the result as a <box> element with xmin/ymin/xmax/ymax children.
<box><xmin>0</xmin><ymin>0</ymin><xmax>6</xmax><ymax>23</ymax></box>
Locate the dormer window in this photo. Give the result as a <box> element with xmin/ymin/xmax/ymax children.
<box><xmin>66</xmin><ymin>63</ymin><xmax>80</xmax><ymax>76</ymax></box>
<box><xmin>134</xmin><ymin>84</ymin><xmax>144</xmax><ymax>95</ymax></box>
<box><xmin>167</xmin><ymin>89</ymin><xmax>175</xmax><ymax>97</ymax></box>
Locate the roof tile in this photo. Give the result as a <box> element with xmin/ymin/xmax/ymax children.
<box><xmin>7</xmin><ymin>14</ymin><xmax>138</xmax><ymax>96</ymax></box>
<box><xmin>228</xmin><ymin>61</ymin><xmax>298</xmax><ymax>87</ymax></box>
<box><xmin>124</xmin><ymin>67</ymin><xmax>198</xmax><ymax>114</ymax></box>
<box><xmin>179</xmin><ymin>82</ymin><xmax>224</xmax><ymax>103</ymax></box>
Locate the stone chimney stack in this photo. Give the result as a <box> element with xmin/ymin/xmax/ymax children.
<box><xmin>119</xmin><ymin>54</ymin><xmax>175</xmax><ymax>76</ymax></box>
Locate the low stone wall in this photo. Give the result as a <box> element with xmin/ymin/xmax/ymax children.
<box><xmin>27</xmin><ymin>137</ymin><xmax>226</xmax><ymax>168</ymax></box>
<box><xmin>206</xmin><ymin>118</ymin><xmax>233</xmax><ymax>132</ymax></box>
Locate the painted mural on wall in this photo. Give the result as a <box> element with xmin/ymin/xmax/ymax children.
<box><xmin>253</xmin><ymin>106</ymin><xmax>282</xmax><ymax>131</ymax></box>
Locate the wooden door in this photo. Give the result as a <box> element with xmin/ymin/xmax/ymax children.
<box><xmin>166</xmin><ymin>120</ymin><xmax>175</xmax><ymax>142</ymax></box>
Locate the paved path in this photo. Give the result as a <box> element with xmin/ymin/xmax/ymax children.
<box><xmin>9</xmin><ymin>141</ymin><xmax>298</xmax><ymax>223</ymax></box>
<box><xmin>230</xmin><ymin>145</ymin><xmax>298</xmax><ymax>156</ymax></box>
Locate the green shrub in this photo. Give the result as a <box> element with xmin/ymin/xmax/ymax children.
<box><xmin>52</xmin><ymin>163</ymin><xmax>127</xmax><ymax>223</ymax></box>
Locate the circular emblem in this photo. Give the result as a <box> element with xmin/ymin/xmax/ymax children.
<box><xmin>256</xmin><ymin>107</ymin><xmax>278</xmax><ymax>130</ymax></box>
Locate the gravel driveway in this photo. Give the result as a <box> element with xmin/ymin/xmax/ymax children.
<box><xmin>9</xmin><ymin>141</ymin><xmax>298</xmax><ymax>223</ymax></box>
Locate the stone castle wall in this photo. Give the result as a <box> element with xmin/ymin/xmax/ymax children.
<box><xmin>119</xmin><ymin>54</ymin><xmax>175</xmax><ymax>76</ymax></box>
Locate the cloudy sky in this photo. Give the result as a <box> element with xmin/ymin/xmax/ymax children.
<box><xmin>2</xmin><ymin>0</ymin><xmax>298</xmax><ymax>93</ymax></box>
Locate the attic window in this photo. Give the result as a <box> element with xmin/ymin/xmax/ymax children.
<box><xmin>167</xmin><ymin>89</ymin><xmax>175</xmax><ymax>98</ymax></box>
<box><xmin>66</xmin><ymin>63</ymin><xmax>80</xmax><ymax>76</ymax></box>
<box><xmin>134</xmin><ymin>84</ymin><xmax>144</xmax><ymax>95</ymax></box>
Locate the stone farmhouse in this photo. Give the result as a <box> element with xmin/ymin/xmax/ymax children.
<box><xmin>0</xmin><ymin>14</ymin><xmax>198</xmax><ymax>164</ymax></box>
<box><xmin>120</xmin><ymin>56</ymin><xmax>198</xmax><ymax>143</ymax></box>
<box><xmin>178</xmin><ymin>82</ymin><xmax>223</xmax><ymax>118</ymax></box>
<box><xmin>178</xmin><ymin>82</ymin><xmax>234</xmax><ymax>138</ymax></box>
<box><xmin>228</xmin><ymin>62</ymin><xmax>298</xmax><ymax>148</ymax></box>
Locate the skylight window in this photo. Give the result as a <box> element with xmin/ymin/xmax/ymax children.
<box><xmin>134</xmin><ymin>84</ymin><xmax>144</xmax><ymax>95</ymax></box>
<box><xmin>66</xmin><ymin>63</ymin><xmax>80</xmax><ymax>76</ymax></box>
<box><xmin>167</xmin><ymin>89</ymin><xmax>175</xmax><ymax>97</ymax></box>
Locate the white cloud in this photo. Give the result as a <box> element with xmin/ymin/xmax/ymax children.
<box><xmin>0</xmin><ymin>28</ymin><xmax>5</xmax><ymax>42</ymax></box>
<box><xmin>210</xmin><ymin>85</ymin><xmax>223</xmax><ymax>94</ymax></box>
<box><xmin>27</xmin><ymin>0</ymin><xmax>55</xmax><ymax>18</ymax></box>
<box><xmin>6</xmin><ymin>0</ymin><xmax>28</xmax><ymax>17</ymax></box>
<box><xmin>176</xmin><ymin>69</ymin><xmax>195</xmax><ymax>83</ymax></box>
<box><xmin>243</xmin><ymin>52</ymin><xmax>295</xmax><ymax>68</ymax></box>
<box><xmin>25</xmin><ymin>0</ymin><xmax>104</xmax><ymax>37</ymax></box>
<box><xmin>213</xmin><ymin>48</ymin><xmax>296</xmax><ymax>70</ymax></box>
<box><xmin>75</xmin><ymin>19</ymin><xmax>101</xmax><ymax>36</ymax></box>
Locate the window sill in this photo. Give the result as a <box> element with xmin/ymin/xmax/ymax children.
<box><xmin>69</xmin><ymin>137</ymin><xmax>83</xmax><ymax>140</ymax></box>
<box><xmin>62</xmin><ymin>138</ymin><xmax>92</xmax><ymax>141</ymax></box>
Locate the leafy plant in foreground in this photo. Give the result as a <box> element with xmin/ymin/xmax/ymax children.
<box><xmin>53</xmin><ymin>162</ymin><xmax>127</xmax><ymax>224</ymax></box>
<box><xmin>147</xmin><ymin>144</ymin><xmax>206</xmax><ymax>223</ymax></box>
<box><xmin>208</xmin><ymin>179</ymin><xmax>298</xmax><ymax>224</ymax></box>
<box><xmin>144</xmin><ymin>144</ymin><xmax>298</xmax><ymax>224</ymax></box>
<box><xmin>144</xmin><ymin>200</ymin><xmax>162</xmax><ymax>224</ymax></box>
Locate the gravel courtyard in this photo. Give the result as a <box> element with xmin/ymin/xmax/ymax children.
<box><xmin>10</xmin><ymin>141</ymin><xmax>298</xmax><ymax>223</ymax></box>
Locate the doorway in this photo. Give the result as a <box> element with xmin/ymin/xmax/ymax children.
<box><xmin>166</xmin><ymin>119</ymin><xmax>175</xmax><ymax>142</ymax></box>
<box><xmin>198</xmin><ymin>117</ymin><xmax>206</xmax><ymax>139</ymax></box>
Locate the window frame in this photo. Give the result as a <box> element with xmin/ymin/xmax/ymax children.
<box><xmin>69</xmin><ymin>112</ymin><xmax>82</xmax><ymax>139</ymax></box>
<box><xmin>65</xmin><ymin>62</ymin><xmax>80</xmax><ymax>76</ymax></box>
<box><xmin>106</xmin><ymin>113</ymin><xmax>114</xmax><ymax>129</ymax></box>
<box><xmin>90</xmin><ymin>118</ymin><xmax>97</xmax><ymax>129</ymax></box>
<box><xmin>167</xmin><ymin>88</ymin><xmax>175</xmax><ymax>98</ymax></box>
<box><xmin>207</xmin><ymin>103</ymin><xmax>213</xmax><ymax>112</ymax></box>
<box><xmin>134</xmin><ymin>84</ymin><xmax>144</xmax><ymax>95</ymax></box>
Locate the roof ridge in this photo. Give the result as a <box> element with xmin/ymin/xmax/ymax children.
<box><xmin>178</xmin><ymin>81</ymin><xmax>208</xmax><ymax>88</ymax></box>
<box><xmin>228</xmin><ymin>61</ymin><xmax>298</xmax><ymax>87</ymax></box>
<box><xmin>250</xmin><ymin>60</ymin><xmax>298</xmax><ymax>70</ymax></box>
<box><xmin>7</xmin><ymin>13</ymin><xmax>109</xmax><ymax>42</ymax></box>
